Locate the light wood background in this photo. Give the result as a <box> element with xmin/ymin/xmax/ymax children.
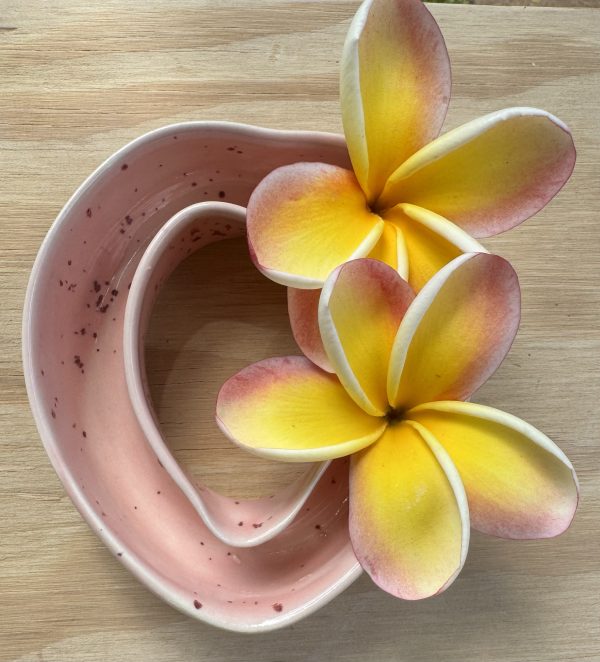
<box><xmin>459</xmin><ymin>1</ymin><xmax>600</xmax><ymax>7</ymax></box>
<box><xmin>2</xmin><ymin>1</ymin><xmax>599</xmax><ymax>660</ymax></box>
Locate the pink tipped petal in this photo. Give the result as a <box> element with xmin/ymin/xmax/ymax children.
<box><xmin>341</xmin><ymin>0</ymin><xmax>451</xmax><ymax>201</ymax></box>
<box><xmin>388</xmin><ymin>253</ymin><xmax>520</xmax><ymax>410</ymax></box>
<box><xmin>379</xmin><ymin>108</ymin><xmax>576</xmax><ymax>236</ymax></box>
<box><xmin>384</xmin><ymin>203</ymin><xmax>486</xmax><ymax>291</ymax></box>
<box><xmin>408</xmin><ymin>402</ymin><xmax>579</xmax><ymax>539</ymax></box>
<box><xmin>287</xmin><ymin>288</ymin><xmax>333</xmax><ymax>373</ymax></box>
<box><xmin>216</xmin><ymin>356</ymin><xmax>386</xmax><ymax>462</ymax></box>
<box><xmin>247</xmin><ymin>162</ymin><xmax>383</xmax><ymax>287</ymax></box>
<box><xmin>319</xmin><ymin>259</ymin><xmax>414</xmax><ymax>416</ymax></box>
<box><xmin>350</xmin><ymin>421</ymin><xmax>469</xmax><ymax>600</ymax></box>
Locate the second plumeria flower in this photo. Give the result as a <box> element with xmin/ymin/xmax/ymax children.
<box><xmin>216</xmin><ymin>254</ymin><xmax>578</xmax><ymax>600</ymax></box>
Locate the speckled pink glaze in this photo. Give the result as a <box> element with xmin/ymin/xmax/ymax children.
<box><xmin>23</xmin><ymin>122</ymin><xmax>362</xmax><ymax>632</ymax></box>
<box><xmin>123</xmin><ymin>201</ymin><xmax>330</xmax><ymax>548</ymax></box>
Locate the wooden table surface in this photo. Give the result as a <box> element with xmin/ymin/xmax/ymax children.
<box><xmin>2</xmin><ymin>1</ymin><xmax>599</xmax><ymax>660</ymax></box>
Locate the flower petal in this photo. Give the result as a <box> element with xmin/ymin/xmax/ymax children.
<box><xmin>341</xmin><ymin>0</ymin><xmax>451</xmax><ymax>202</ymax></box>
<box><xmin>388</xmin><ymin>253</ymin><xmax>520</xmax><ymax>410</ymax></box>
<box><xmin>319</xmin><ymin>259</ymin><xmax>414</xmax><ymax>416</ymax></box>
<box><xmin>288</xmin><ymin>227</ymin><xmax>411</xmax><ymax>373</ymax></box>
<box><xmin>288</xmin><ymin>223</ymin><xmax>412</xmax><ymax>372</ymax></box>
<box><xmin>216</xmin><ymin>356</ymin><xmax>386</xmax><ymax>462</ymax></box>
<box><xmin>367</xmin><ymin>221</ymin><xmax>409</xmax><ymax>279</ymax></box>
<box><xmin>350</xmin><ymin>421</ymin><xmax>469</xmax><ymax>600</ymax></box>
<box><xmin>287</xmin><ymin>288</ymin><xmax>333</xmax><ymax>373</ymax></box>
<box><xmin>379</xmin><ymin>108</ymin><xmax>576</xmax><ymax>236</ymax></box>
<box><xmin>247</xmin><ymin>162</ymin><xmax>383</xmax><ymax>287</ymax></box>
<box><xmin>408</xmin><ymin>401</ymin><xmax>579</xmax><ymax>538</ymax></box>
<box><xmin>384</xmin><ymin>203</ymin><xmax>487</xmax><ymax>291</ymax></box>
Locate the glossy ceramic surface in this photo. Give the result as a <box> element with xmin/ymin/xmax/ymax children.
<box><xmin>123</xmin><ymin>201</ymin><xmax>330</xmax><ymax>548</ymax></box>
<box><xmin>23</xmin><ymin>122</ymin><xmax>362</xmax><ymax>632</ymax></box>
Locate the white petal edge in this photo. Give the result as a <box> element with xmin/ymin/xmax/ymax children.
<box><xmin>387</xmin><ymin>253</ymin><xmax>474</xmax><ymax>405</ymax></box>
<box><xmin>405</xmin><ymin>419</ymin><xmax>471</xmax><ymax>593</ymax></box>
<box><xmin>394</xmin><ymin>223</ymin><xmax>410</xmax><ymax>280</ymax></box>
<box><xmin>318</xmin><ymin>263</ymin><xmax>385</xmax><ymax>417</ymax></box>
<box><xmin>215</xmin><ymin>413</ymin><xmax>386</xmax><ymax>463</ymax></box>
<box><xmin>407</xmin><ymin>401</ymin><xmax>580</xmax><ymax>495</ymax></box>
<box><xmin>254</xmin><ymin>216</ymin><xmax>385</xmax><ymax>289</ymax></box>
<box><xmin>340</xmin><ymin>0</ymin><xmax>373</xmax><ymax>197</ymax></box>
<box><xmin>398</xmin><ymin>203</ymin><xmax>488</xmax><ymax>254</ymax></box>
<box><xmin>386</xmin><ymin>107</ymin><xmax>571</xmax><ymax>183</ymax></box>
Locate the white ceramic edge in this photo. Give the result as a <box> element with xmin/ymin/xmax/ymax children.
<box><xmin>22</xmin><ymin>120</ymin><xmax>362</xmax><ymax>632</ymax></box>
<box><xmin>122</xmin><ymin>200</ymin><xmax>331</xmax><ymax>548</ymax></box>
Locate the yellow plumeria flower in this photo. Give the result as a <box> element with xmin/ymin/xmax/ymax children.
<box><xmin>246</xmin><ymin>0</ymin><xmax>575</xmax><ymax>370</ymax></box>
<box><xmin>216</xmin><ymin>254</ymin><xmax>578</xmax><ymax>599</ymax></box>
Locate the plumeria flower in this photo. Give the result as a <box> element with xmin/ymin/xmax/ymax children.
<box><xmin>246</xmin><ymin>0</ymin><xmax>575</xmax><ymax>370</ymax></box>
<box><xmin>216</xmin><ymin>254</ymin><xmax>578</xmax><ymax>599</ymax></box>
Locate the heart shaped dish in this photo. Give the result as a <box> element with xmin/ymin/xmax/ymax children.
<box><xmin>23</xmin><ymin>122</ymin><xmax>362</xmax><ymax>632</ymax></box>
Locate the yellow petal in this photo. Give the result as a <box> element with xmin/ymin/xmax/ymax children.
<box><xmin>350</xmin><ymin>421</ymin><xmax>469</xmax><ymax>599</ymax></box>
<box><xmin>379</xmin><ymin>108</ymin><xmax>576</xmax><ymax>236</ymax></box>
<box><xmin>388</xmin><ymin>253</ymin><xmax>520</xmax><ymax>410</ymax></box>
<box><xmin>319</xmin><ymin>259</ymin><xmax>414</xmax><ymax>416</ymax></box>
<box><xmin>247</xmin><ymin>162</ymin><xmax>383</xmax><ymax>288</ymax></box>
<box><xmin>408</xmin><ymin>401</ymin><xmax>579</xmax><ymax>538</ymax></box>
<box><xmin>287</xmin><ymin>288</ymin><xmax>333</xmax><ymax>373</ymax></box>
<box><xmin>384</xmin><ymin>203</ymin><xmax>486</xmax><ymax>292</ymax></box>
<box><xmin>367</xmin><ymin>221</ymin><xmax>409</xmax><ymax>279</ymax></box>
<box><xmin>341</xmin><ymin>0</ymin><xmax>451</xmax><ymax>202</ymax></box>
<box><xmin>216</xmin><ymin>356</ymin><xmax>386</xmax><ymax>462</ymax></box>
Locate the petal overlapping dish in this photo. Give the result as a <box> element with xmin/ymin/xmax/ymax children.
<box><xmin>22</xmin><ymin>122</ymin><xmax>362</xmax><ymax>632</ymax></box>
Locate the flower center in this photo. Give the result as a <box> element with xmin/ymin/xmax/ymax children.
<box><xmin>368</xmin><ymin>199</ymin><xmax>386</xmax><ymax>216</ymax></box>
<box><xmin>384</xmin><ymin>407</ymin><xmax>405</xmax><ymax>426</ymax></box>
<box><xmin>368</xmin><ymin>186</ymin><xmax>396</xmax><ymax>215</ymax></box>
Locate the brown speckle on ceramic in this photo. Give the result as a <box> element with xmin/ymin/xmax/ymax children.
<box><xmin>23</xmin><ymin>122</ymin><xmax>361</xmax><ymax>633</ymax></box>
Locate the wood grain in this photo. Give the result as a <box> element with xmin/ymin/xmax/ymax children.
<box><xmin>1</xmin><ymin>2</ymin><xmax>599</xmax><ymax>660</ymax></box>
<box><xmin>469</xmin><ymin>1</ymin><xmax>600</xmax><ymax>7</ymax></box>
<box><xmin>456</xmin><ymin>1</ymin><xmax>600</xmax><ymax>7</ymax></box>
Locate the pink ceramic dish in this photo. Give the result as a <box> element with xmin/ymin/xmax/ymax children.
<box><xmin>23</xmin><ymin>122</ymin><xmax>362</xmax><ymax>632</ymax></box>
<box><xmin>123</xmin><ymin>200</ymin><xmax>330</xmax><ymax>548</ymax></box>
